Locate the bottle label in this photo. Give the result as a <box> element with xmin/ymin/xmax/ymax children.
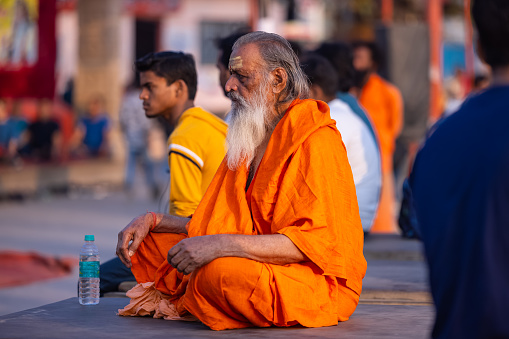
<box><xmin>79</xmin><ymin>261</ymin><xmax>100</xmax><ymax>278</ymax></box>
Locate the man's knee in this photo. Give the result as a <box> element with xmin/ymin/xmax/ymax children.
<box><xmin>189</xmin><ymin>257</ymin><xmax>262</xmax><ymax>295</ymax></box>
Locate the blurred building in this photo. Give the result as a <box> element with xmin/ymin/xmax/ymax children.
<box><xmin>56</xmin><ymin>0</ymin><xmax>327</xmax><ymax>117</ymax></box>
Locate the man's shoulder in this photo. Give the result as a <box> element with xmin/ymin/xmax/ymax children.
<box><xmin>329</xmin><ymin>100</ymin><xmax>365</xmax><ymax>128</ymax></box>
<box><xmin>177</xmin><ymin>108</ymin><xmax>227</xmax><ymax>136</ymax></box>
<box><xmin>170</xmin><ymin>108</ymin><xmax>227</xmax><ymax>155</ymax></box>
<box><xmin>301</xmin><ymin>124</ymin><xmax>341</xmax><ymax>151</ymax></box>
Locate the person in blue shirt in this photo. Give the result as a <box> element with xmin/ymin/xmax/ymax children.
<box><xmin>410</xmin><ymin>0</ymin><xmax>509</xmax><ymax>337</ymax></box>
<box><xmin>76</xmin><ymin>95</ymin><xmax>110</xmax><ymax>157</ymax></box>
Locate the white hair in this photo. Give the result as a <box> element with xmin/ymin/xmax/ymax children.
<box><xmin>225</xmin><ymin>77</ymin><xmax>273</xmax><ymax>170</ymax></box>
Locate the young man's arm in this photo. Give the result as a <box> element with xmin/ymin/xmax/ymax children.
<box><xmin>168</xmin><ymin>141</ymin><xmax>204</xmax><ymax>217</ymax></box>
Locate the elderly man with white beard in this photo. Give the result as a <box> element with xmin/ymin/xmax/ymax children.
<box><xmin>116</xmin><ymin>31</ymin><xmax>366</xmax><ymax>331</ymax></box>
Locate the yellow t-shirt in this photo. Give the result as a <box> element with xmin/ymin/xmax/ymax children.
<box><xmin>167</xmin><ymin>107</ymin><xmax>228</xmax><ymax>217</ymax></box>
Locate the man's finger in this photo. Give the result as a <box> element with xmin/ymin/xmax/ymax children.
<box><xmin>127</xmin><ymin>233</ymin><xmax>144</xmax><ymax>259</ymax></box>
<box><xmin>183</xmin><ymin>263</ymin><xmax>197</xmax><ymax>275</ymax></box>
<box><xmin>167</xmin><ymin>242</ymin><xmax>181</xmax><ymax>259</ymax></box>
<box><xmin>167</xmin><ymin>246</ymin><xmax>184</xmax><ymax>267</ymax></box>
<box><xmin>116</xmin><ymin>231</ymin><xmax>132</xmax><ymax>267</ymax></box>
<box><xmin>176</xmin><ymin>257</ymin><xmax>191</xmax><ymax>273</ymax></box>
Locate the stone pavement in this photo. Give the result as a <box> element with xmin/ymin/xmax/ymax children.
<box><xmin>361</xmin><ymin>234</ymin><xmax>431</xmax><ymax>305</ymax></box>
<box><xmin>0</xmin><ymin>193</ymin><xmax>164</xmax><ymax>316</ymax></box>
<box><xmin>0</xmin><ymin>298</ymin><xmax>434</xmax><ymax>338</ymax></box>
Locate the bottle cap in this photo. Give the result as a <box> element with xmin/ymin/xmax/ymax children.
<box><xmin>84</xmin><ymin>235</ymin><xmax>95</xmax><ymax>241</ymax></box>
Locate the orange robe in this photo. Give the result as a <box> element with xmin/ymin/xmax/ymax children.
<box><xmin>119</xmin><ymin>99</ymin><xmax>367</xmax><ymax>330</ymax></box>
<box><xmin>359</xmin><ymin>73</ymin><xmax>403</xmax><ymax>233</ymax></box>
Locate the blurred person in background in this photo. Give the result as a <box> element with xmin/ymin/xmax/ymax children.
<box><xmin>0</xmin><ymin>100</ymin><xmax>12</xmax><ymax>162</ymax></box>
<box><xmin>301</xmin><ymin>52</ymin><xmax>381</xmax><ymax>234</ymax></box>
<box><xmin>119</xmin><ymin>82</ymin><xmax>160</xmax><ymax>200</ymax></box>
<box><xmin>411</xmin><ymin>0</ymin><xmax>509</xmax><ymax>337</ymax></box>
<box><xmin>352</xmin><ymin>40</ymin><xmax>403</xmax><ymax>233</ymax></box>
<box><xmin>8</xmin><ymin>100</ymin><xmax>28</xmax><ymax>143</ymax></box>
<box><xmin>216</xmin><ymin>31</ymin><xmax>250</xmax><ymax>97</ymax></box>
<box><xmin>216</xmin><ymin>30</ymin><xmax>250</xmax><ymax>122</ymax></box>
<box><xmin>443</xmin><ymin>68</ymin><xmax>467</xmax><ymax>118</ymax></box>
<box><xmin>73</xmin><ymin>95</ymin><xmax>110</xmax><ymax>157</ymax></box>
<box><xmin>19</xmin><ymin>99</ymin><xmax>61</xmax><ymax>162</ymax></box>
<box><xmin>100</xmin><ymin>51</ymin><xmax>227</xmax><ymax>296</ymax></box>
<box><xmin>0</xmin><ymin>100</ymin><xmax>28</xmax><ymax>165</ymax></box>
<box><xmin>314</xmin><ymin>42</ymin><xmax>378</xmax><ymax>150</ymax></box>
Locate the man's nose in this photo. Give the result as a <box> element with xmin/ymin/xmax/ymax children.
<box><xmin>139</xmin><ymin>89</ymin><xmax>148</xmax><ymax>100</ymax></box>
<box><xmin>225</xmin><ymin>76</ymin><xmax>237</xmax><ymax>93</ymax></box>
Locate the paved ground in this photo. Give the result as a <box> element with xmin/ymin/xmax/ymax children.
<box><xmin>0</xmin><ymin>298</ymin><xmax>434</xmax><ymax>338</ymax></box>
<box><xmin>0</xmin><ymin>189</ymin><xmax>166</xmax><ymax>316</ymax></box>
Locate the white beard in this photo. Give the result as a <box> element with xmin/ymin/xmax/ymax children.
<box><xmin>226</xmin><ymin>82</ymin><xmax>273</xmax><ymax>171</ymax></box>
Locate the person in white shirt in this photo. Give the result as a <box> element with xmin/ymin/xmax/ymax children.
<box><xmin>301</xmin><ymin>53</ymin><xmax>381</xmax><ymax>232</ymax></box>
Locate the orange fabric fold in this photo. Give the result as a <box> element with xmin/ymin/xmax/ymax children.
<box><xmin>119</xmin><ymin>99</ymin><xmax>366</xmax><ymax>330</ymax></box>
<box><xmin>359</xmin><ymin>73</ymin><xmax>403</xmax><ymax>174</ymax></box>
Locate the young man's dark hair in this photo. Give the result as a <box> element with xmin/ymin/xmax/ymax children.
<box><xmin>135</xmin><ymin>51</ymin><xmax>198</xmax><ymax>100</ymax></box>
<box><xmin>216</xmin><ymin>31</ymin><xmax>250</xmax><ymax>69</ymax></box>
<box><xmin>351</xmin><ymin>40</ymin><xmax>383</xmax><ymax>69</ymax></box>
<box><xmin>300</xmin><ymin>53</ymin><xmax>338</xmax><ymax>98</ymax></box>
<box><xmin>472</xmin><ymin>0</ymin><xmax>509</xmax><ymax>69</ymax></box>
<box><xmin>314</xmin><ymin>42</ymin><xmax>355</xmax><ymax>93</ymax></box>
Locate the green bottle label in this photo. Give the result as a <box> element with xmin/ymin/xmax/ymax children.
<box><xmin>79</xmin><ymin>261</ymin><xmax>100</xmax><ymax>278</ymax></box>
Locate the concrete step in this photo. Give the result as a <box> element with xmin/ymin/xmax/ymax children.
<box><xmin>0</xmin><ymin>159</ymin><xmax>124</xmax><ymax>196</ymax></box>
<box><xmin>363</xmin><ymin>234</ymin><xmax>423</xmax><ymax>261</ymax></box>
<box><xmin>0</xmin><ymin>297</ymin><xmax>434</xmax><ymax>338</ymax></box>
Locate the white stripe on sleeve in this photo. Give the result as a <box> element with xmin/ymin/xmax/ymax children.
<box><xmin>169</xmin><ymin>143</ymin><xmax>204</xmax><ymax>168</ymax></box>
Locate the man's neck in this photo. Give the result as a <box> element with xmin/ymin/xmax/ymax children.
<box><xmin>491</xmin><ymin>65</ymin><xmax>509</xmax><ymax>86</ymax></box>
<box><xmin>167</xmin><ymin>100</ymin><xmax>195</xmax><ymax>126</ymax></box>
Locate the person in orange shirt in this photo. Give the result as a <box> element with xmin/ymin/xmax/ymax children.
<box><xmin>353</xmin><ymin>41</ymin><xmax>403</xmax><ymax>233</ymax></box>
<box><xmin>115</xmin><ymin>32</ymin><xmax>366</xmax><ymax>331</ymax></box>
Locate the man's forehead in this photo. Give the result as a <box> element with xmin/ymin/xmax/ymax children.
<box><xmin>229</xmin><ymin>56</ymin><xmax>243</xmax><ymax>71</ymax></box>
<box><xmin>140</xmin><ymin>70</ymin><xmax>162</xmax><ymax>83</ymax></box>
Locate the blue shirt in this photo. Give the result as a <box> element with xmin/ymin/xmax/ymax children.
<box><xmin>81</xmin><ymin>115</ymin><xmax>109</xmax><ymax>154</ymax></box>
<box><xmin>411</xmin><ymin>85</ymin><xmax>509</xmax><ymax>339</ymax></box>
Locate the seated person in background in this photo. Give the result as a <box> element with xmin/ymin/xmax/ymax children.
<box><xmin>74</xmin><ymin>95</ymin><xmax>110</xmax><ymax>157</ymax></box>
<box><xmin>301</xmin><ymin>53</ymin><xmax>381</xmax><ymax>233</ymax></box>
<box><xmin>20</xmin><ymin>99</ymin><xmax>61</xmax><ymax>162</ymax></box>
<box><xmin>116</xmin><ymin>31</ymin><xmax>366</xmax><ymax>331</ymax></box>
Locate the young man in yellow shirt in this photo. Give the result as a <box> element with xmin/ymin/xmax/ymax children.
<box><xmin>137</xmin><ymin>51</ymin><xmax>228</xmax><ymax>216</ymax></box>
<box><xmin>100</xmin><ymin>51</ymin><xmax>227</xmax><ymax>294</ymax></box>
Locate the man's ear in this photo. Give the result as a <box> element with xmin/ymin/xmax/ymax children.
<box><xmin>271</xmin><ymin>67</ymin><xmax>288</xmax><ymax>94</ymax></box>
<box><xmin>174</xmin><ymin>79</ymin><xmax>187</xmax><ymax>98</ymax></box>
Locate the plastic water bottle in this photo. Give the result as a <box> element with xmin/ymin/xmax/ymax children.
<box><xmin>79</xmin><ymin>235</ymin><xmax>100</xmax><ymax>305</ymax></box>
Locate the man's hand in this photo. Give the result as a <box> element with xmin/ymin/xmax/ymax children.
<box><xmin>167</xmin><ymin>235</ymin><xmax>222</xmax><ymax>275</ymax></box>
<box><xmin>116</xmin><ymin>213</ymin><xmax>153</xmax><ymax>268</ymax></box>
